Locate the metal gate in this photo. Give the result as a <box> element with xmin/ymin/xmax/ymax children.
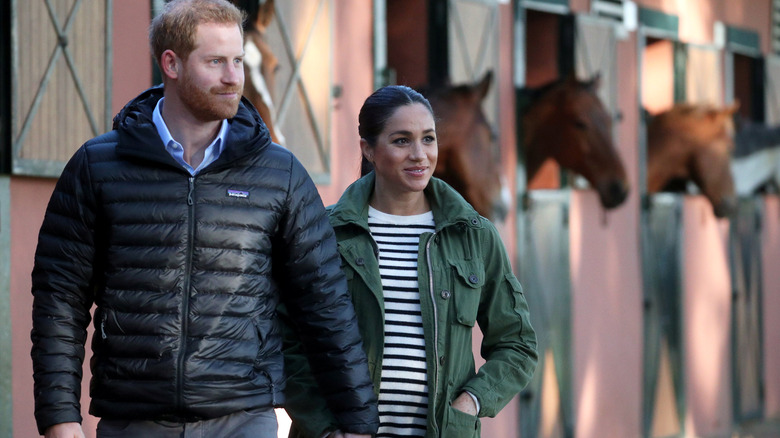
<box><xmin>641</xmin><ymin>194</ymin><xmax>685</xmax><ymax>438</ymax></box>
<box><xmin>11</xmin><ymin>0</ymin><xmax>112</xmax><ymax>177</ymax></box>
<box><xmin>729</xmin><ymin>197</ymin><xmax>765</xmax><ymax>423</ymax></box>
<box><xmin>724</xmin><ymin>27</ymin><xmax>766</xmax><ymax>425</ymax></box>
<box><xmin>447</xmin><ymin>0</ymin><xmax>500</xmax><ymax>128</ymax></box>
<box><xmin>265</xmin><ymin>0</ymin><xmax>333</xmax><ymax>182</ymax></box>
<box><xmin>517</xmin><ymin>191</ymin><xmax>573</xmax><ymax>438</ymax></box>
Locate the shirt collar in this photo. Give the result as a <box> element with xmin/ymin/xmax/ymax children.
<box><xmin>152</xmin><ymin>97</ymin><xmax>229</xmax><ymax>173</ymax></box>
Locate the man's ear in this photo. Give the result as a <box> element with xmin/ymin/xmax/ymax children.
<box><xmin>160</xmin><ymin>49</ymin><xmax>180</xmax><ymax>80</ymax></box>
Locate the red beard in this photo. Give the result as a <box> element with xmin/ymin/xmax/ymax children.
<box><xmin>179</xmin><ymin>72</ymin><xmax>242</xmax><ymax>122</ymax></box>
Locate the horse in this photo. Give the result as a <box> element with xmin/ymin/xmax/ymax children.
<box><xmin>646</xmin><ymin>103</ymin><xmax>740</xmax><ymax>218</ymax></box>
<box><xmin>423</xmin><ymin>71</ymin><xmax>510</xmax><ymax>221</ymax></box>
<box><xmin>518</xmin><ymin>75</ymin><xmax>630</xmax><ymax>210</ymax></box>
<box><xmin>231</xmin><ymin>0</ymin><xmax>285</xmax><ymax>145</ymax></box>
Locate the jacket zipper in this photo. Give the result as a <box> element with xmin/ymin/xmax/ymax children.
<box><xmin>260</xmin><ymin>370</ymin><xmax>277</xmax><ymax>406</ymax></box>
<box><xmin>177</xmin><ymin>176</ymin><xmax>196</xmax><ymax>411</ymax></box>
<box><xmin>425</xmin><ymin>231</ymin><xmax>440</xmax><ymax>432</ymax></box>
<box><xmin>100</xmin><ymin>312</ymin><xmax>107</xmax><ymax>339</ymax></box>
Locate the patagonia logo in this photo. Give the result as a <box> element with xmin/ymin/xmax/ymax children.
<box><xmin>227</xmin><ymin>189</ymin><xmax>250</xmax><ymax>199</ymax></box>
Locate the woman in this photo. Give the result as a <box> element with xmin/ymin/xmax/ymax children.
<box><xmin>283</xmin><ymin>85</ymin><xmax>537</xmax><ymax>438</ymax></box>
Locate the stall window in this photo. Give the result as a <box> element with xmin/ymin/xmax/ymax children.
<box><xmin>11</xmin><ymin>1</ymin><xmax>112</xmax><ymax>177</ymax></box>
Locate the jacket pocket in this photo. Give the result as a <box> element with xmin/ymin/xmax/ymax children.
<box><xmin>450</xmin><ymin>260</ymin><xmax>485</xmax><ymax>327</ymax></box>
<box><xmin>506</xmin><ymin>273</ymin><xmax>526</xmax><ymax>315</ymax></box>
<box><xmin>442</xmin><ymin>403</ymin><xmax>481</xmax><ymax>438</ymax></box>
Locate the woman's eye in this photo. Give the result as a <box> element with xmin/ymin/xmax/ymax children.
<box><xmin>424</xmin><ymin>136</ymin><xmax>436</xmax><ymax>143</ymax></box>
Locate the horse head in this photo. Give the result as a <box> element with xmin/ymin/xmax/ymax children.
<box><xmin>647</xmin><ymin>102</ymin><xmax>740</xmax><ymax>218</ymax></box>
<box><xmin>520</xmin><ymin>74</ymin><xmax>630</xmax><ymax>209</ymax></box>
<box><xmin>232</xmin><ymin>0</ymin><xmax>285</xmax><ymax>145</ymax></box>
<box><xmin>424</xmin><ymin>71</ymin><xmax>510</xmax><ymax>221</ymax></box>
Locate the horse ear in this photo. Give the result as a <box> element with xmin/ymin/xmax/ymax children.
<box><xmin>475</xmin><ymin>70</ymin><xmax>493</xmax><ymax>100</ymax></box>
<box><xmin>256</xmin><ymin>0</ymin><xmax>275</xmax><ymax>31</ymax></box>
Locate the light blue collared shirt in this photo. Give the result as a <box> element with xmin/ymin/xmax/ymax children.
<box><xmin>152</xmin><ymin>98</ymin><xmax>229</xmax><ymax>175</ymax></box>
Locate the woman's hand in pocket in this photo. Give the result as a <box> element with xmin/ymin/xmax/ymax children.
<box><xmin>452</xmin><ymin>392</ymin><xmax>478</xmax><ymax>416</ymax></box>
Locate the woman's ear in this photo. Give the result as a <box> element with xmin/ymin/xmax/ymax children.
<box><xmin>360</xmin><ymin>138</ymin><xmax>373</xmax><ymax>162</ymax></box>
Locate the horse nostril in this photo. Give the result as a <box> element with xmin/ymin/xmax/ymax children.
<box><xmin>601</xmin><ymin>180</ymin><xmax>629</xmax><ymax>209</ymax></box>
<box><xmin>713</xmin><ymin>196</ymin><xmax>738</xmax><ymax>218</ymax></box>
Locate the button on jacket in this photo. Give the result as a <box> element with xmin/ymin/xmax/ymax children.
<box><xmin>284</xmin><ymin>173</ymin><xmax>537</xmax><ymax>438</ymax></box>
<box><xmin>30</xmin><ymin>86</ymin><xmax>378</xmax><ymax>436</ymax></box>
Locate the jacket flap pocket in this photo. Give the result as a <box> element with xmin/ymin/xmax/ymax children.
<box><xmin>451</xmin><ymin>260</ymin><xmax>486</xmax><ymax>289</ymax></box>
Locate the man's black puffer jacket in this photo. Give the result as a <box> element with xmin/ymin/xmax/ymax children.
<box><xmin>31</xmin><ymin>86</ymin><xmax>378</xmax><ymax>435</ymax></box>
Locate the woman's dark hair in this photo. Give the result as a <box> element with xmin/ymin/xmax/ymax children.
<box><xmin>358</xmin><ymin>85</ymin><xmax>434</xmax><ymax>176</ymax></box>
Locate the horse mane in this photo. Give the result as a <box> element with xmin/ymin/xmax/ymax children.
<box><xmin>516</xmin><ymin>74</ymin><xmax>599</xmax><ymax>115</ymax></box>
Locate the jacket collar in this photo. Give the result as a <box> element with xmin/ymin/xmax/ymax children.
<box><xmin>329</xmin><ymin>172</ymin><xmax>483</xmax><ymax>232</ymax></box>
<box><xmin>112</xmin><ymin>85</ymin><xmax>272</xmax><ymax>171</ymax></box>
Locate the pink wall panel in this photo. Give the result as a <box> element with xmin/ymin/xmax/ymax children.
<box><xmin>10</xmin><ymin>178</ymin><xmax>56</xmax><ymax>438</ymax></box>
<box><xmin>111</xmin><ymin>0</ymin><xmax>152</xmax><ymax>116</ymax></box>
<box><xmin>682</xmin><ymin>197</ymin><xmax>733</xmax><ymax>437</ymax></box>
<box><xmin>570</xmin><ymin>189</ymin><xmax>643</xmax><ymax>438</ymax></box>
<box><xmin>762</xmin><ymin>196</ymin><xmax>780</xmax><ymax>419</ymax></box>
<box><xmin>315</xmin><ymin>0</ymin><xmax>373</xmax><ymax>207</ymax></box>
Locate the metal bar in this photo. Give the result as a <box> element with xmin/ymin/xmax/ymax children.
<box><xmin>472</xmin><ymin>5</ymin><xmax>498</xmax><ymax>79</ymax></box>
<box><xmin>296</xmin><ymin>77</ymin><xmax>329</xmax><ymax>169</ymax></box>
<box><xmin>451</xmin><ymin>2</ymin><xmax>475</xmax><ymax>79</ymax></box>
<box><xmin>12</xmin><ymin>45</ymin><xmax>63</xmax><ymax>157</ymax></box>
<box><xmin>14</xmin><ymin>0</ymin><xmax>83</xmax><ymax>158</ymax></box>
<box><xmin>275</xmin><ymin>0</ymin><xmax>326</xmax><ymax>126</ymax></box>
<box><xmin>373</xmin><ymin>0</ymin><xmax>387</xmax><ymax>89</ymax></box>
<box><xmin>0</xmin><ymin>176</ymin><xmax>12</xmax><ymax>438</ymax></box>
<box><xmin>63</xmin><ymin>48</ymin><xmax>100</xmax><ymax>136</ymax></box>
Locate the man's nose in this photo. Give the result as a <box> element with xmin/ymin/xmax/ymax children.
<box><xmin>224</xmin><ymin>62</ymin><xmax>242</xmax><ymax>85</ymax></box>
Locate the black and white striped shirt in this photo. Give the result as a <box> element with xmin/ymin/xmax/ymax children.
<box><xmin>368</xmin><ymin>206</ymin><xmax>435</xmax><ymax>438</ymax></box>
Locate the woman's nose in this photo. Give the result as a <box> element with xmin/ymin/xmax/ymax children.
<box><xmin>410</xmin><ymin>141</ymin><xmax>425</xmax><ymax>159</ymax></box>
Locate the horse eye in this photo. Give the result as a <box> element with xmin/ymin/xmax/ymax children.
<box><xmin>574</xmin><ymin>119</ymin><xmax>588</xmax><ymax>130</ymax></box>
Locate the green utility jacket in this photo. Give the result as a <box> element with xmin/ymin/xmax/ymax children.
<box><xmin>283</xmin><ymin>173</ymin><xmax>538</xmax><ymax>438</ymax></box>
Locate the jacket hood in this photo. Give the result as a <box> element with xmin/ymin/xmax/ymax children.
<box><xmin>111</xmin><ymin>85</ymin><xmax>272</xmax><ymax>169</ymax></box>
<box><xmin>329</xmin><ymin>172</ymin><xmax>484</xmax><ymax>231</ymax></box>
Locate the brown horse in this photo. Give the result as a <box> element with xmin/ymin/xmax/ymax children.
<box><xmin>519</xmin><ymin>75</ymin><xmax>630</xmax><ymax>209</ymax></box>
<box><xmin>646</xmin><ymin>103</ymin><xmax>739</xmax><ymax>218</ymax></box>
<box><xmin>423</xmin><ymin>71</ymin><xmax>509</xmax><ymax>221</ymax></box>
<box><xmin>231</xmin><ymin>0</ymin><xmax>285</xmax><ymax>145</ymax></box>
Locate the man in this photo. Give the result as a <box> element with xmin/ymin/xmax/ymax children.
<box><xmin>30</xmin><ymin>1</ymin><xmax>378</xmax><ymax>437</ymax></box>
